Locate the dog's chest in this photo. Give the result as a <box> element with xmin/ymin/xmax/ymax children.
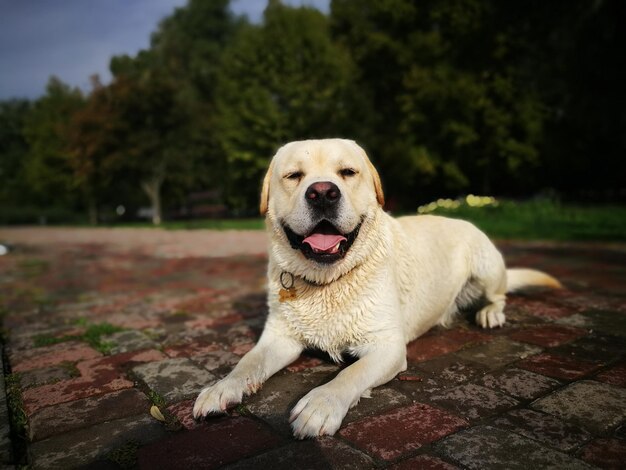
<box><xmin>279</xmin><ymin>288</ymin><xmax>373</xmax><ymax>359</ymax></box>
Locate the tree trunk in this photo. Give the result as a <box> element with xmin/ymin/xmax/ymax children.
<box><xmin>141</xmin><ymin>174</ymin><xmax>164</xmax><ymax>225</ymax></box>
<box><xmin>87</xmin><ymin>195</ymin><xmax>98</xmax><ymax>225</ymax></box>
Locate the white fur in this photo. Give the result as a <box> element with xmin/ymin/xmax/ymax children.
<box><xmin>193</xmin><ymin>139</ymin><xmax>559</xmax><ymax>438</ymax></box>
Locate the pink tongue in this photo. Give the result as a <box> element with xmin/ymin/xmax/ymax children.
<box><xmin>303</xmin><ymin>233</ymin><xmax>347</xmax><ymax>253</ymax></box>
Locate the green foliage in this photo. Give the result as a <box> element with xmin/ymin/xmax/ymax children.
<box><xmin>0</xmin><ymin>0</ymin><xmax>623</xmax><ymax>222</ymax></box>
<box><xmin>215</xmin><ymin>2</ymin><xmax>356</xmax><ymax>209</ymax></box>
<box><xmin>0</xmin><ymin>99</ymin><xmax>32</xmax><ymax>205</ymax></box>
<box><xmin>22</xmin><ymin>77</ymin><xmax>85</xmax><ymax>207</ymax></box>
<box><xmin>331</xmin><ymin>0</ymin><xmax>546</xmax><ymax>205</ymax></box>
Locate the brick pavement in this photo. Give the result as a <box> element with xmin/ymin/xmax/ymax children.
<box><xmin>0</xmin><ymin>228</ymin><xmax>625</xmax><ymax>468</ymax></box>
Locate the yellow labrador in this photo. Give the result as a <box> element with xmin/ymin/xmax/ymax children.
<box><xmin>193</xmin><ymin>138</ymin><xmax>560</xmax><ymax>438</ymax></box>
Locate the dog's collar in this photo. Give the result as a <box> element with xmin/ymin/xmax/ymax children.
<box><xmin>280</xmin><ymin>270</ymin><xmax>326</xmax><ymax>287</ymax></box>
<box><xmin>280</xmin><ymin>266</ymin><xmax>359</xmax><ymax>288</ymax></box>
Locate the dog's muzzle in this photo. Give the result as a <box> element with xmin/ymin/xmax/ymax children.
<box><xmin>282</xmin><ymin>219</ymin><xmax>361</xmax><ymax>264</ymax></box>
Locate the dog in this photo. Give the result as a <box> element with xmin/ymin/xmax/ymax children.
<box><xmin>193</xmin><ymin>138</ymin><xmax>561</xmax><ymax>438</ymax></box>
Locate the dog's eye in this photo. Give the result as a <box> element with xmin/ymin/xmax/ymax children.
<box><xmin>285</xmin><ymin>171</ymin><xmax>304</xmax><ymax>180</ymax></box>
<box><xmin>339</xmin><ymin>168</ymin><xmax>357</xmax><ymax>178</ymax></box>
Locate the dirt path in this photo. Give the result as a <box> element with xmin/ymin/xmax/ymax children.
<box><xmin>0</xmin><ymin>227</ymin><xmax>268</xmax><ymax>258</ymax></box>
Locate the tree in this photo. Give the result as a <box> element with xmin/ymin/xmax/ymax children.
<box><xmin>64</xmin><ymin>76</ymin><xmax>126</xmax><ymax>224</ymax></box>
<box><xmin>330</xmin><ymin>0</ymin><xmax>545</xmax><ymax>207</ymax></box>
<box><xmin>526</xmin><ymin>0</ymin><xmax>626</xmax><ymax>199</ymax></box>
<box><xmin>0</xmin><ymin>99</ymin><xmax>32</xmax><ymax>205</ymax></box>
<box><xmin>22</xmin><ymin>77</ymin><xmax>85</xmax><ymax>208</ymax></box>
<box><xmin>107</xmin><ymin>72</ymin><xmax>193</xmax><ymax>225</ymax></box>
<box><xmin>108</xmin><ymin>0</ymin><xmax>240</xmax><ymax>216</ymax></box>
<box><xmin>215</xmin><ymin>0</ymin><xmax>356</xmax><ymax>210</ymax></box>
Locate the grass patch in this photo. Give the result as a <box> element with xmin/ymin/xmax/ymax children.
<box><xmin>33</xmin><ymin>320</ymin><xmax>124</xmax><ymax>354</ymax></box>
<box><xmin>418</xmin><ymin>199</ymin><xmax>626</xmax><ymax>241</ymax></box>
<box><xmin>18</xmin><ymin>258</ymin><xmax>50</xmax><ymax>278</ymax></box>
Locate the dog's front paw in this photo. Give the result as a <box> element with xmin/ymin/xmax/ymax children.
<box><xmin>289</xmin><ymin>387</ymin><xmax>348</xmax><ymax>439</ymax></box>
<box><xmin>193</xmin><ymin>377</ymin><xmax>252</xmax><ymax>419</ymax></box>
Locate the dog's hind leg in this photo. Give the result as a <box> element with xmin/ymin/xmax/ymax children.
<box><xmin>472</xmin><ymin>245</ymin><xmax>508</xmax><ymax>329</ymax></box>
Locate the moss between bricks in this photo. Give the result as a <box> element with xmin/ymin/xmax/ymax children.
<box><xmin>4</xmin><ymin>373</ymin><xmax>28</xmax><ymax>465</ymax></box>
<box><xmin>147</xmin><ymin>390</ymin><xmax>166</xmax><ymax>408</ymax></box>
<box><xmin>33</xmin><ymin>320</ymin><xmax>124</xmax><ymax>354</ymax></box>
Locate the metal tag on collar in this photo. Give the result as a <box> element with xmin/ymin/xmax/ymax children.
<box><xmin>279</xmin><ymin>271</ymin><xmax>297</xmax><ymax>302</ymax></box>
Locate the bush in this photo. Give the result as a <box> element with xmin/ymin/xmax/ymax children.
<box><xmin>0</xmin><ymin>205</ymin><xmax>86</xmax><ymax>225</ymax></box>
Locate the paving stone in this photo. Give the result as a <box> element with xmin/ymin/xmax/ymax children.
<box><xmin>225</xmin><ymin>436</ymin><xmax>376</xmax><ymax>470</ymax></box>
<box><xmin>339</xmin><ymin>402</ymin><xmax>468</xmax><ymax>461</ymax></box>
<box><xmin>454</xmin><ymin>338</ymin><xmax>542</xmax><ymax>370</ymax></box>
<box><xmin>428</xmin><ymin>383</ymin><xmax>519</xmax><ymax>420</ymax></box>
<box><xmin>18</xmin><ymin>365</ymin><xmax>75</xmax><ymax>389</ymax></box>
<box><xmin>579</xmin><ymin>438</ymin><xmax>626</xmax><ymax>469</ymax></box>
<box><xmin>393</xmin><ymin>372</ymin><xmax>459</xmax><ymax>404</ymax></box>
<box><xmin>532</xmin><ymin>380</ymin><xmax>626</xmax><ymax>433</ymax></box>
<box><xmin>245</xmin><ymin>369</ymin><xmax>335</xmax><ymax>436</ymax></box>
<box><xmin>555</xmin><ymin>313</ymin><xmax>593</xmax><ymax>328</ymax></box>
<box><xmin>406</xmin><ymin>328</ymin><xmax>491</xmax><ymax>363</ymax></box>
<box><xmin>436</xmin><ymin>425</ymin><xmax>593</xmax><ymax>469</ymax></box>
<box><xmin>103</xmin><ymin>330</ymin><xmax>157</xmax><ymax>354</ymax></box>
<box><xmin>517</xmin><ymin>353</ymin><xmax>603</xmax><ymax>380</ymax></box>
<box><xmin>492</xmin><ymin>409</ymin><xmax>592</xmax><ymax>452</ymax></box>
<box><xmin>28</xmin><ymin>388</ymin><xmax>150</xmax><ymax>442</ymax></box>
<box><xmin>509</xmin><ymin>325</ymin><xmax>587</xmax><ymax>348</ymax></box>
<box><xmin>12</xmin><ymin>341</ymin><xmax>102</xmax><ymax>372</ymax></box>
<box><xmin>28</xmin><ymin>414</ymin><xmax>167</xmax><ymax>469</ymax></box>
<box><xmin>388</xmin><ymin>454</ymin><xmax>459</xmax><ymax>470</ymax></box>
<box><xmin>22</xmin><ymin>349</ymin><xmax>165</xmax><ymax>414</ymax></box>
<box><xmin>286</xmin><ymin>354</ymin><xmax>338</xmax><ymax>373</ymax></box>
<box><xmin>586</xmin><ymin>310</ymin><xmax>626</xmax><ymax>338</ymax></box>
<box><xmin>478</xmin><ymin>368</ymin><xmax>562</xmax><ymax>400</ymax></box>
<box><xmin>193</xmin><ymin>349</ymin><xmax>242</xmax><ymax>376</ymax></box>
<box><xmin>551</xmin><ymin>332</ymin><xmax>626</xmax><ymax>362</ymax></box>
<box><xmin>343</xmin><ymin>386</ymin><xmax>412</xmax><ymax>424</ymax></box>
<box><xmin>506</xmin><ymin>297</ymin><xmax>576</xmax><ymax>320</ymax></box>
<box><xmin>163</xmin><ymin>339</ymin><xmax>221</xmax><ymax>358</ymax></box>
<box><xmin>167</xmin><ymin>399</ymin><xmax>197</xmax><ymax>430</ymax></box>
<box><xmin>137</xmin><ymin>417</ymin><xmax>282</xmax><ymax>470</ymax></box>
<box><xmin>100</xmin><ymin>311</ymin><xmax>162</xmax><ymax>330</ymax></box>
<box><xmin>414</xmin><ymin>354</ymin><xmax>490</xmax><ymax>385</ymax></box>
<box><xmin>595</xmin><ymin>361</ymin><xmax>626</xmax><ymax>387</ymax></box>
<box><xmin>559</xmin><ymin>293</ymin><xmax>626</xmax><ymax>313</ymax></box>
<box><xmin>133</xmin><ymin>357</ymin><xmax>216</xmax><ymax>404</ymax></box>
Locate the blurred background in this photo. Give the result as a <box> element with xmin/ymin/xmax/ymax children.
<box><xmin>0</xmin><ymin>0</ymin><xmax>624</xmax><ymax>240</ymax></box>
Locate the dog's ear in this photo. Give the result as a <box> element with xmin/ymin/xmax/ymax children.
<box><xmin>259</xmin><ymin>161</ymin><xmax>273</xmax><ymax>215</ymax></box>
<box><xmin>347</xmin><ymin>140</ymin><xmax>385</xmax><ymax>207</ymax></box>
<box><xmin>367</xmin><ymin>159</ymin><xmax>385</xmax><ymax>207</ymax></box>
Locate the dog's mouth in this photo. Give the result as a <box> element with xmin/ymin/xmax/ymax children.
<box><xmin>283</xmin><ymin>220</ymin><xmax>361</xmax><ymax>264</ymax></box>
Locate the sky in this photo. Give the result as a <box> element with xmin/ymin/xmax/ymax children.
<box><xmin>0</xmin><ymin>0</ymin><xmax>330</xmax><ymax>100</ymax></box>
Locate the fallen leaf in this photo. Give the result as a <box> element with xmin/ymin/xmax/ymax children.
<box><xmin>150</xmin><ymin>405</ymin><xmax>166</xmax><ymax>422</ymax></box>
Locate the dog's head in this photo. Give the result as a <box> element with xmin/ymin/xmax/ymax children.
<box><xmin>261</xmin><ymin>139</ymin><xmax>384</xmax><ymax>278</ymax></box>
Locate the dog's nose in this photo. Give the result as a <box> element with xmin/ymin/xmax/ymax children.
<box><xmin>305</xmin><ymin>181</ymin><xmax>341</xmax><ymax>207</ymax></box>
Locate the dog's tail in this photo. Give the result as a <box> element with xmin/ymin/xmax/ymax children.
<box><xmin>506</xmin><ymin>268</ymin><xmax>562</xmax><ymax>293</ymax></box>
